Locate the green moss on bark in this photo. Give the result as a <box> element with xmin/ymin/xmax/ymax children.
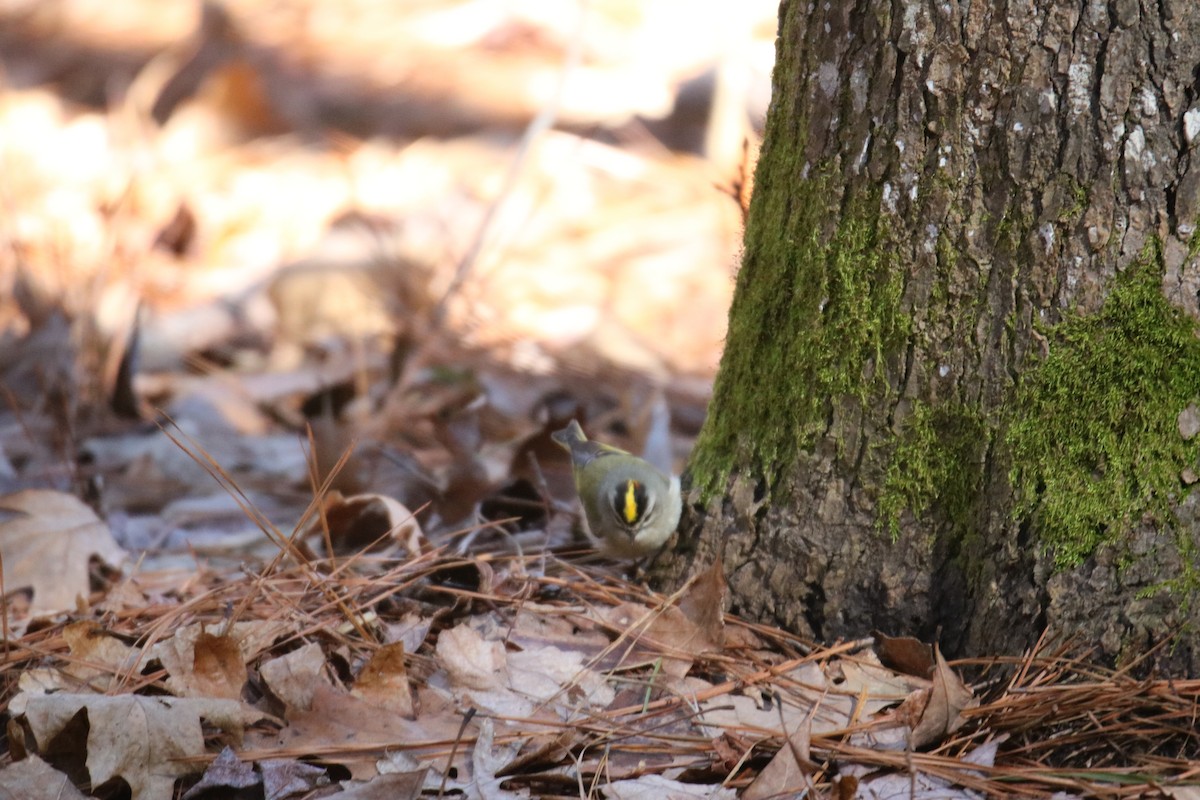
<box><xmin>688</xmin><ymin>172</ymin><xmax>908</xmax><ymax>500</ymax></box>
<box><xmin>1006</xmin><ymin>242</ymin><xmax>1200</xmax><ymax>567</ymax></box>
<box><xmin>687</xmin><ymin>0</ymin><xmax>910</xmax><ymax>502</ymax></box>
<box><xmin>878</xmin><ymin>402</ymin><xmax>988</xmax><ymax>539</ymax></box>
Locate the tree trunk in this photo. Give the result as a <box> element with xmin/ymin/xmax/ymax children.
<box><xmin>663</xmin><ymin>0</ymin><xmax>1200</xmax><ymax>672</ymax></box>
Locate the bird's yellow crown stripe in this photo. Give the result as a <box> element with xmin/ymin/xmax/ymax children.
<box><xmin>623</xmin><ymin>480</ymin><xmax>640</xmax><ymax>524</ymax></box>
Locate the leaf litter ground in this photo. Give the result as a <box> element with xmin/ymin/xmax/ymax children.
<box><xmin>1</xmin><ymin>2</ymin><xmax>1200</xmax><ymax>798</ymax></box>
<box><xmin>4</xmin><ymin>521</ymin><xmax>1200</xmax><ymax>799</ymax></box>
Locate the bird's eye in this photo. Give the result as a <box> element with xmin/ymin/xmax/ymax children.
<box><xmin>611</xmin><ymin>479</ymin><xmax>649</xmax><ymax>526</ymax></box>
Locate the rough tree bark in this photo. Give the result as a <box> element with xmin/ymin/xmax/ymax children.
<box><xmin>662</xmin><ymin>0</ymin><xmax>1200</xmax><ymax>671</ymax></box>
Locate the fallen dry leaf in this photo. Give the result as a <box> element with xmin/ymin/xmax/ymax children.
<box><xmin>872</xmin><ymin>630</ymin><xmax>935</xmax><ymax>678</ymax></box>
<box><xmin>13</xmin><ymin>669</ymin><xmax>75</xmax><ymax>710</ymax></box>
<box><xmin>506</xmin><ymin>605</ymin><xmax>612</xmax><ymax>657</ymax></box>
<box><xmin>710</xmin><ymin>732</ymin><xmax>747</xmax><ymax>772</ymax></box>
<box><xmin>382</xmin><ymin>610</ymin><xmax>435</xmax><ymax>653</ymax></box>
<box><xmin>181</xmin><ymin>746</ymin><xmax>257</xmax><ymax>799</ymax></box>
<box><xmin>247</xmin><ymin>682</ymin><xmax>465</xmax><ymax>780</ymax></box>
<box><xmin>95</xmin><ymin>575</ymin><xmax>150</xmax><ymax>612</ymax></box>
<box><xmin>495</xmin><ymin>728</ymin><xmax>580</xmax><ymax>778</ymax></box>
<box><xmin>437</xmin><ymin>619</ymin><xmax>614</xmax><ymax>720</ymax></box>
<box><xmin>186</xmin><ymin>632</ymin><xmax>247</xmax><ymax>699</ymax></box>
<box><xmin>330</xmin><ymin>770</ymin><xmax>427</xmax><ymax>800</ymax></box>
<box><xmin>259</xmin><ymin>642</ymin><xmax>327</xmax><ymax>711</ymax></box>
<box><xmin>260</xmin><ymin>758</ymin><xmax>328</xmax><ymax>800</ymax></box>
<box><xmin>153</xmin><ymin>621</ymin><xmax>287</xmax><ymax>699</ymax></box>
<box><xmin>601</xmin><ymin>774</ymin><xmax>739</xmax><ymax>799</ymax></box>
<box><xmin>842</xmin><ymin>739</ymin><xmax>1004</xmax><ymax>800</ymax></box>
<box><xmin>850</xmin><ymin>770</ymin><xmax>983</xmax><ymax>799</ymax></box>
<box><xmin>910</xmin><ymin>648</ymin><xmax>975</xmax><ymax>748</ymax></box>
<box><xmin>678</xmin><ymin>558</ymin><xmax>727</xmax><ymax>650</ymax></box>
<box><xmin>593</xmin><ymin>601</ymin><xmax>714</xmax><ymax>678</ymax></box>
<box><xmin>61</xmin><ymin>620</ymin><xmax>142</xmax><ymax>693</ymax></box>
<box><xmin>835</xmin><ymin>655</ymin><xmax>929</xmax><ymax>719</ymax></box>
<box><xmin>0</xmin><ymin>489</ymin><xmax>127</xmax><ymax>614</ymax></box>
<box><xmin>468</xmin><ymin>718</ymin><xmax>523</xmax><ymax>800</ymax></box>
<box><xmin>680</xmin><ymin>662</ymin><xmax>853</xmax><ymax>739</ymax></box>
<box><xmin>22</xmin><ymin>693</ymin><xmax>267</xmax><ymax>800</ymax></box>
<box><xmin>742</xmin><ymin>704</ymin><xmax>817</xmax><ymax>800</ymax></box>
<box><xmin>302</xmin><ymin>492</ymin><xmax>426</xmax><ymax>556</ymax></box>
<box><xmin>0</xmin><ymin>755</ymin><xmax>89</xmax><ymax>800</ymax></box>
<box><xmin>505</xmin><ymin>644</ymin><xmax>615</xmax><ymax>710</ymax></box>
<box><xmin>436</xmin><ymin>623</ymin><xmax>507</xmax><ymax>691</ymax></box>
<box><xmin>841</xmin><ymin>735</ymin><xmax>1001</xmax><ymax>799</ymax></box>
<box><xmin>352</xmin><ymin>642</ymin><xmax>416</xmax><ymax>718</ymax></box>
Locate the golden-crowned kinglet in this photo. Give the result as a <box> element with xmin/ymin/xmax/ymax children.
<box><xmin>551</xmin><ymin>419</ymin><xmax>682</xmax><ymax>558</ymax></box>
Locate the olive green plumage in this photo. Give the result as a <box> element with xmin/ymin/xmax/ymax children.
<box><xmin>551</xmin><ymin>419</ymin><xmax>682</xmax><ymax>558</ymax></box>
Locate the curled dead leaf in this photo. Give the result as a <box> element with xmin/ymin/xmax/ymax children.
<box><xmin>300</xmin><ymin>491</ymin><xmax>426</xmax><ymax>556</ymax></box>
<box><xmin>910</xmin><ymin>648</ymin><xmax>976</xmax><ymax>749</ymax></box>
<box><xmin>152</xmin><ymin>621</ymin><xmax>289</xmax><ymax>700</ymax></box>
<box><xmin>872</xmin><ymin>630</ymin><xmax>935</xmax><ymax>678</ymax></box>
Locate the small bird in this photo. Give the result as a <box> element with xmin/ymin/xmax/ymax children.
<box><xmin>551</xmin><ymin>419</ymin><xmax>682</xmax><ymax>558</ymax></box>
